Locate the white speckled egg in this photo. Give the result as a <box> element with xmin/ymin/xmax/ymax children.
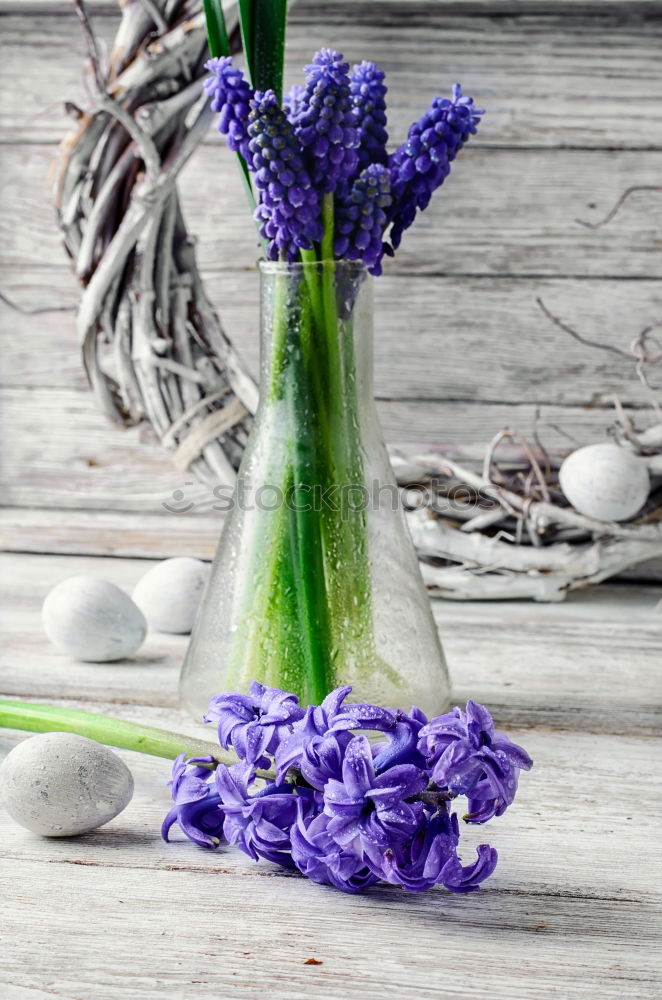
<box><xmin>42</xmin><ymin>576</ymin><xmax>147</xmax><ymax>662</ymax></box>
<box><xmin>132</xmin><ymin>557</ymin><xmax>211</xmax><ymax>634</ymax></box>
<box><xmin>0</xmin><ymin>733</ymin><xmax>134</xmax><ymax>837</ymax></box>
<box><xmin>559</xmin><ymin>443</ymin><xmax>650</xmax><ymax>522</ymax></box>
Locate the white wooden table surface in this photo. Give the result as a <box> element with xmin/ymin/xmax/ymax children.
<box><xmin>1</xmin><ymin>551</ymin><xmax>661</xmax><ymax>999</ymax></box>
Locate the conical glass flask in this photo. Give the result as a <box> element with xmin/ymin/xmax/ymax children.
<box><xmin>180</xmin><ymin>260</ymin><xmax>450</xmax><ymax>719</ymax></box>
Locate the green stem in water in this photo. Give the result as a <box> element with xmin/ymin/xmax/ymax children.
<box><xmin>320</xmin><ymin>192</ymin><xmax>335</xmax><ymax>263</ymax></box>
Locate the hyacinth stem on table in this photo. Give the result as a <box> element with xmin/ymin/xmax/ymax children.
<box><xmin>0</xmin><ymin>699</ymin><xmax>231</xmax><ymax>770</ymax></box>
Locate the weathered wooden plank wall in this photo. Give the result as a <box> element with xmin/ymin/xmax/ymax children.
<box><xmin>0</xmin><ymin>0</ymin><xmax>660</xmax><ymax>556</ymax></box>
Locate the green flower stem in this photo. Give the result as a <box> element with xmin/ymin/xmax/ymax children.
<box><xmin>0</xmin><ymin>699</ymin><xmax>225</xmax><ymax>767</ymax></box>
<box><xmin>214</xmin><ymin>254</ymin><xmax>401</xmax><ymax>704</ymax></box>
<box><xmin>320</xmin><ymin>193</ymin><xmax>335</xmax><ymax>263</ymax></box>
<box><xmin>286</xmin><ymin>287</ymin><xmax>335</xmax><ymax>702</ymax></box>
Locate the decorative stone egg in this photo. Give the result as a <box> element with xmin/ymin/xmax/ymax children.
<box><xmin>132</xmin><ymin>557</ymin><xmax>211</xmax><ymax>634</ymax></box>
<box><xmin>42</xmin><ymin>576</ymin><xmax>147</xmax><ymax>662</ymax></box>
<box><xmin>559</xmin><ymin>443</ymin><xmax>650</xmax><ymax>522</ymax></box>
<box><xmin>0</xmin><ymin>733</ymin><xmax>134</xmax><ymax>837</ymax></box>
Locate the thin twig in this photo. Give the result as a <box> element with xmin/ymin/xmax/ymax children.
<box><xmin>536</xmin><ymin>297</ymin><xmax>634</xmax><ymax>361</ymax></box>
<box><xmin>575</xmin><ymin>185</ymin><xmax>662</xmax><ymax>229</ymax></box>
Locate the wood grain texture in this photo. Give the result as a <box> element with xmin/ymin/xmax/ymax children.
<box><xmin>1</xmin><ymin>551</ymin><xmax>661</xmax><ymax>999</ymax></box>
<box><xmin>0</xmin><ymin>385</ymin><xmax>652</xmax><ymax>511</ymax></box>
<box><xmin>3</xmin><ymin>270</ymin><xmax>660</xmax><ymax>407</ymax></box>
<box><xmin>2</xmin><ymin>142</ymin><xmax>661</xmax><ymax>277</ymax></box>
<box><xmin>2</xmin><ymin>6</ymin><xmax>662</xmax><ymax>148</ymax></box>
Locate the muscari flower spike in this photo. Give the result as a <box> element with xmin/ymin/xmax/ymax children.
<box><xmin>205</xmin><ymin>52</ymin><xmax>483</xmax><ymax>268</ymax></box>
<box><xmin>350</xmin><ymin>60</ymin><xmax>389</xmax><ymax>171</ymax></box>
<box><xmin>204</xmin><ymin>57</ymin><xmax>253</xmax><ymax>161</ymax></box>
<box><xmin>291</xmin><ymin>48</ymin><xmax>359</xmax><ymax>194</ymax></box>
<box><xmin>386</xmin><ymin>83</ymin><xmax>484</xmax><ymax>252</ymax></box>
<box><xmin>164</xmin><ymin>685</ymin><xmax>530</xmax><ymax>896</ymax></box>
<box><xmin>247</xmin><ymin>90</ymin><xmax>324</xmax><ymax>260</ymax></box>
<box><xmin>334</xmin><ymin>163</ymin><xmax>392</xmax><ymax>275</ymax></box>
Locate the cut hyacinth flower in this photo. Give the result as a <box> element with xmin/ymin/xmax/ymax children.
<box><xmin>165</xmin><ymin>685</ymin><xmax>532</xmax><ymax>896</ymax></box>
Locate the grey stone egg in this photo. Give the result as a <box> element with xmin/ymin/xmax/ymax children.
<box><xmin>0</xmin><ymin>733</ymin><xmax>134</xmax><ymax>837</ymax></box>
<box><xmin>132</xmin><ymin>557</ymin><xmax>211</xmax><ymax>633</ymax></box>
<box><xmin>42</xmin><ymin>575</ymin><xmax>147</xmax><ymax>662</ymax></box>
<box><xmin>559</xmin><ymin>443</ymin><xmax>650</xmax><ymax>522</ymax></box>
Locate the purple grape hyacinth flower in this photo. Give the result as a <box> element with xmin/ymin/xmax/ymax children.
<box><xmin>283</xmin><ymin>84</ymin><xmax>306</xmax><ymax>120</ymax></box>
<box><xmin>204</xmin><ymin>57</ymin><xmax>253</xmax><ymax>161</ymax></box>
<box><xmin>247</xmin><ymin>90</ymin><xmax>324</xmax><ymax>260</ymax></box>
<box><xmin>350</xmin><ymin>61</ymin><xmax>389</xmax><ymax>171</ymax></box>
<box><xmin>386</xmin><ymin>84</ymin><xmax>484</xmax><ymax>252</ymax></box>
<box><xmin>334</xmin><ymin>163</ymin><xmax>392</xmax><ymax>275</ymax></box>
<box><xmin>323</xmin><ymin>735</ymin><xmax>428</xmax><ymax>856</ymax></box>
<box><xmin>292</xmin><ymin>49</ymin><xmax>359</xmax><ymax>194</ymax></box>
<box><xmin>418</xmin><ymin>700</ymin><xmax>533</xmax><ymax>823</ymax></box>
<box><xmin>161</xmin><ymin>754</ymin><xmax>224</xmax><ymax>849</ymax></box>
<box><xmin>205</xmin><ymin>680</ymin><xmax>305</xmax><ymax>766</ymax></box>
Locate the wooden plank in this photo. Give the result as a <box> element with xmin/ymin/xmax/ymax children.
<box><xmin>1</xmin><ymin>831</ymin><xmax>658</xmax><ymax>1000</ymax></box>
<box><xmin>2</xmin><ymin>143</ymin><xmax>661</xmax><ymax>277</ymax></box>
<box><xmin>1</xmin><ymin>552</ymin><xmax>660</xmax><ymax>735</ymax></box>
<box><xmin>0</xmin><ymin>507</ymin><xmax>224</xmax><ymax>559</ymax></box>
<box><xmin>2</xmin><ymin>8</ymin><xmax>661</xmax><ymax>148</ymax></box>
<box><xmin>0</xmin><ymin>386</ymin><xmax>654</xmax><ymax>511</ymax></box>
<box><xmin>2</xmin><ymin>270</ymin><xmax>660</xmax><ymax>410</ymax></box>
<box><xmin>2</xmin><ymin>506</ymin><xmax>662</xmax><ymax>587</ymax></box>
<box><xmin>0</xmin><ymin>549</ymin><xmax>661</xmax><ymax>998</ymax></box>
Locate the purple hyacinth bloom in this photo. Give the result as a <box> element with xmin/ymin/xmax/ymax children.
<box><xmin>386</xmin><ymin>84</ymin><xmax>484</xmax><ymax>252</ymax></box>
<box><xmin>204</xmin><ymin>57</ymin><xmax>253</xmax><ymax>161</ymax></box>
<box><xmin>275</xmin><ymin>685</ymin><xmax>397</xmax><ymax>788</ymax></box>
<box><xmin>214</xmin><ymin>761</ymin><xmax>307</xmax><ymax>867</ymax></box>
<box><xmin>381</xmin><ymin>808</ymin><xmax>498</xmax><ymax>893</ymax></box>
<box><xmin>205</xmin><ymin>680</ymin><xmax>305</xmax><ymax>766</ymax></box>
<box><xmin>292</xmin><ymin>49</ymin><xmax>359</xmax><ymax>193</ymax></box>
<box><xmin>290</xmin><ymin>802</ymin><xmax>380</xmax><ymax>893</ymax></box>
<box><xmin>334</xmin><ymin>163</ymin><xmax>392</xmax><ymax>275</ymax></box>
<box><xmin>323</xmin><ymin>735</ymin><xmax>428</xmax><ymax>855</ymax></box>
<box><xmin>161</xmin><ymin>754</ymin><xmax>225</xmax><ymax>849</ymax></box>
<box><xmin>418</xmin><ymin>700</ymin><xmax>533</xmax><ymax>823</ymax></box>
<box><xmin>372</xmin><ymin>706</ymin><xmax>429</xmax><ymax>772</ymax></box>
<box><xmin>247</xmin><ymin>90</ymin><xmax>323</xmax><ymax>260</ymax></box>
<box><xmin>350</xmin><ymin>61</ymin><xmax>388</xmax><ymax>171</ymax></box>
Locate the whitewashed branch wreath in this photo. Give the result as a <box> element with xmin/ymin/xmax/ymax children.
<box><xmin>54</xmin><ymin>0</ymin><xmax>662</xmax><ymax>601</ymax></box>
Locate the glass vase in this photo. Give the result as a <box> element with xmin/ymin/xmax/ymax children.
<box><xmin>179</xmin><ymin>260</ymin><xmax>450</xmax><ymax>719</ymax></box>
